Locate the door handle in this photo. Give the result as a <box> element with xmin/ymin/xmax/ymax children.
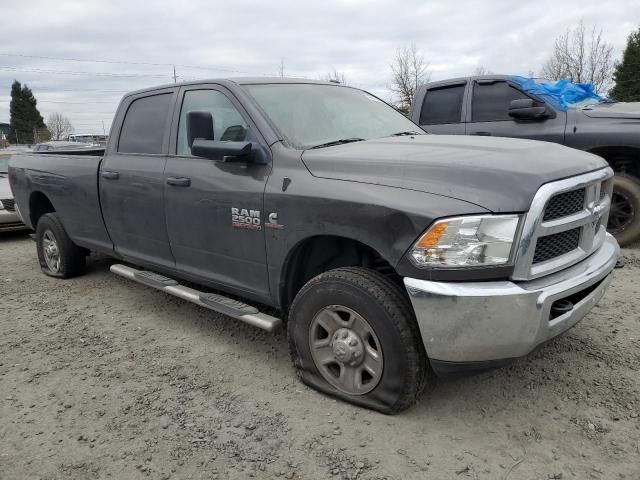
<box><xmin>101</xmin><ymin>171</ymin><xmax>120</xmax><ymax>180</ymax></box>
<box><xmin>470</xmin><ymin>131</ymin><xmax>492</xmax><ymax>136</ymax></box>
<box><xmin>166</xmin><ymin>177</ymin><xmax>191</xmax><ymax>187</ymax></box>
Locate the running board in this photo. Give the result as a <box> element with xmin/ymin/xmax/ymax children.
<box><xmin>109</xmin><ymin>264</ymin><xmax>281</xmax><ymax>332</ymax></box>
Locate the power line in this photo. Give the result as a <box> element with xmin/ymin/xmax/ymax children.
<box><xmin>0</xmin><ymin>66</ymin><xmax>169</xmax><ymax>78</ymax></box>
<box><xmin>0</xmin><ymin>52</ymin><xmax>300</xmax><ymax>78</ymax></box>
<box><xmin>0</xmin><ymin>100</ymin><xmax>117</xmax><ymax>105</ymax></box>
<box><xmin>0</xmin><ymin>52</ymin><xmax>172</xmax><ymax>67</ymax></box>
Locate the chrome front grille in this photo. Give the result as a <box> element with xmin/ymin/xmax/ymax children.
<box><xmin>1</xmin><ymin>198</ymin><xmax>15</xmax><ymax>212</ymax></box>
<box><xmin>512</xmin><ymin>168</ymin><xmax>614</xmax><ymax>281</ymax></box>
<box><xmin>532</xmin><ymin>227</ymin><xmax>581</xmax><ymax>264</ymax></box>
<box><xmin>543</xmin><ymin>188</ymin><xmax>585</xmax><ymax>221</ymax></box>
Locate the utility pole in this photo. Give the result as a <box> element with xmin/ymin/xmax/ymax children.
<box><xmin>172</xmin><ymin>64</ymin><xmax>177</xmax><ymax>83</ymax></box>
<box><xmin>278</xmin><ymin>57</ymin><xmax>284</xmax><ymax>78</ymax></box>
<box><xmin>102</xmin><ymin>120</ymin><xmax>106</xmax><ymax>136</ymax></box>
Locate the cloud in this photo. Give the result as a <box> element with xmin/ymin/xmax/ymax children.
<box><xmin>1</xmin><ymin>0</ymin><xmax>637</xmax><ymax>135</ymax></box>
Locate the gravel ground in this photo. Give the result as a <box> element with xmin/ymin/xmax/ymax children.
<box><xmin>1</xmin><ymin>232</ymin><xmax>639</xmax><ymax>480</ymax></box>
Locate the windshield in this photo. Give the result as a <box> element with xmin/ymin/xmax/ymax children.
<box><xmin>245</xmin><ymin>84</ymin><xmax>422</xmax><ymax>149</ymax></box>
<box><xmin>0</xmin><ymin>156</ymin><xmax>9</xmax><ymax>173</ymax></box>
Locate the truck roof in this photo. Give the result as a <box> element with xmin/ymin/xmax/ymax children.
<box><xmin>125</xmin><ymin>77</ymin><xmax>344</xmax><ymax>97</ymax></box>
<box><xmin>424</xmin><ymin>74</ymin><xmax>511</xmax><ymax>87</ymax></box>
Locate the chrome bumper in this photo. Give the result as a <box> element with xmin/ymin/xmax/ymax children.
<box><xmin>404</xmin><ymin>234</ymin><xmax>619</xmax><ymax>364</ymax></box>
<box><xmin>0</xmin><ymin>209</ymin><xmax>26</xmax><ymax>231</ymax></box>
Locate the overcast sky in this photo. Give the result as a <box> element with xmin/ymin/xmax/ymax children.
<box><xmin>1</xmin><ymin>0</ymin><xmax>638</xmax><ymax>136</ymax></box>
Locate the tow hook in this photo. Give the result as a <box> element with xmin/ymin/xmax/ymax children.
<box><xmin>550</xmin><ymin>298</ymin><xmax>574</xmax><ymax>319</ymax></box>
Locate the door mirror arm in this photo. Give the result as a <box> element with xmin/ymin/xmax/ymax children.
<box><xmin>190</xmin><ymin>139</ymin><xmax>269</xmax><ymax>165</ymax></box>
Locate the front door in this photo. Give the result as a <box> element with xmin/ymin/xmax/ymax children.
<box><xmin>163</xmin><ymin>86</ymin><xmax>271</xmax><ymax>301</ymax></box>
<box><xmin>465</xmin><ymin>80</ymin><xmax>567</xmax><ymax>144</ymax></box>
<box><xmin>99</xmin><ymin>89</ymin><xmax>177</xmax><ymax>269</ymax></box>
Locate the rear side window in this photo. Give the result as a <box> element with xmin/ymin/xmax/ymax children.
<box><xmin>118</xmin><ymin>93</ymin><xmax>172</xmax><ymax>154</ymax></box>
<box><xmin>472</xmin><ymin>82</ymin><xmax>529</xmax><ymax>122</ymax></box>
<box><xmin>419</xmin><ymin>84</ymin><xmax>465</xmax><ymax>125</ymax></box>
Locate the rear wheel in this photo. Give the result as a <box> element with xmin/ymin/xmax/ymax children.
<box><xmin>287</xmin><ymin>267</ymin><xmax>432</xmax><ymax>414</ymax></box>
<box><xmin>608</xmin><ymin>173</ymin><xmax>640</xmax><ymax>246</ymax></box>
<box><xmin>36</xmin><ymin>213</ymin><xmax>86</xmax><ymax>278</ymax></box>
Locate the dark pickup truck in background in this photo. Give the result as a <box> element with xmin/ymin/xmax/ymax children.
<box><xmin>409</xmin><ymin>75</ymin><xmax>640</xmax><ymax>246</ymax></box>
<box><xmin>8</xmin><ymin>78</ymin><xmax>618</xmax><ymax>413</ymax></box>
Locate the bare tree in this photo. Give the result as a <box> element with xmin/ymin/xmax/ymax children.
<box><xmin>541</xmin><ymin>20</ymin><xmax>614</xmax><ymax>93</ymax></box>
<box><xmin>321</xmin><ymin>68</ymin><xmax>349</xmax><ymax>85</ymax></box>
<box><xmin>46</xmin><ymin>113</ymin><xmax>74</xmax><ymax>141</ymax></box>
<box><xmin>389</xmin><ymin>43</ymin><xmax>430</xmax><ymax>112</ymax></box>
<box><xmin>474</xmin><ymin>65</ymin><xmax>494</xmax><ymax>76</ymax></box>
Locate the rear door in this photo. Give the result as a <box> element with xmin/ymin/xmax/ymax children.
<box><xmin>466</xmin><ymin>80</ymin><xmax>567</xmax><ymax>143</ymax></box>
<box><xmin>415</xmin><ymin>82</ymin><xmax>467</xmax><ymax>134</ymax></box>
<box><xmin>163</xmin><ymin>85</ymin><xmax>272</xmax><ymax>301</ymax></box>
<box><xmin>99</xmin><ymin>89</ymin><xmax>177</xmax><ymax>269</ymax></box>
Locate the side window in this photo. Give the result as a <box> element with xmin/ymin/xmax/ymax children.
<box><xmin>177</xmin><ymin>90</ymin><xmax>249</xmax><ymax>156</ymax></box>
<box><xmin>419</xmin><ymin>84</ymin><xmax>465</xmax><ymax>125</ymax></box>
<box><xmin>118</xmin><ymin>93</ymin><xmax>172</xmax><ymax>154</ymax></box>
<box><xmin>472</xmin><ymin>82</ymin><xmax>529</xmax><ymax>122</ymax></box>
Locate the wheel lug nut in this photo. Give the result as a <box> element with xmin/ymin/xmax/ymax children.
<box><xmin>349</xmin><ymin>339</ymin><xmax>357</xmax><ymax>346</ymax></box>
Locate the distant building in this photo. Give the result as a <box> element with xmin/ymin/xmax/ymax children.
<box><xmin>67</xmin><ymin>133</ymin><xmax>108</xmax><ymax>145</ymax></box>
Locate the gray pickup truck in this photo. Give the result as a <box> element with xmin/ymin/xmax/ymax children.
<box><xmin>9</xmin><ymin>78</ymin><xmax>618</xmax><ymax>413</ymax></box>
<box><xmin>410</xmin><ymin>75</ymin><xmax>640</xmax><ymax>246</ymax></box>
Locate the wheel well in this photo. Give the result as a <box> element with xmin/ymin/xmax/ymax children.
<box><xmin>29</xmin><ymin>191</ymin><xmax>55</xmax><ymax>228</ymax></box>
<box><xmin>280</xmin><ymin>235</ymin><xmax>401</xmax><ymax>313</ymax></box>
<box><xmin>587</xmin><ymin>146</ymin><xmax>640</xmax><ymax>177</ymax></box>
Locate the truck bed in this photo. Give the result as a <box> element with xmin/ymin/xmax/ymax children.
<box><xmin>9</xmin><ymin>152</ymin><xmax>113</xmax><ymax>252</ymax></box>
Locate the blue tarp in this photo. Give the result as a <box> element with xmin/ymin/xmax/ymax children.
<box><xmin>509</xmin><ymin>76</ymin><xmax>603</xmax><ymax>112</ymax></box>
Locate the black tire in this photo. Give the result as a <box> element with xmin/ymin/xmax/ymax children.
<box><xmin>608</xmin><ymin>173</ymin><xmax>640</xmax><ymax>247</ymax></box>
<box><xmin>287</xmin><ymin>267</ymin><xmax>432</xmax><ymax>414</ymax></box>
<box><xmin>36</xmin><ymin>213</ymin><xmax>86</xmax><ymax>278</ymax></box>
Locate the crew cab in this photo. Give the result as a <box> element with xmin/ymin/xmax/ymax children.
<box><xmin>9</xmin><ymin>78</ymin><xmax>618</xmax><ymax>413</ymax></box>
<box><xmin>409</xmin><ymin>75</ymin><xmax>640</xmax><ymax>245</ymax></box>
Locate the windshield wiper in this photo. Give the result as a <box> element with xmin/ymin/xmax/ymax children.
<box><xmin>390</xmin><ymin>131</ymin><xmax>422</xmax><ymax>136</ymax></box>
<box><xmin>309</xmin><ymin>138</ymin><xmax>365</xmax><ymax>149</ymax></box>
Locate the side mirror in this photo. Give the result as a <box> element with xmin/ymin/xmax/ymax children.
<box><xmin>187</xmin><ymin>111</ymin><xmax>214</xmax><ymax>148</ymax></box>
<box><xmin>508</xmin><ymin>99</ymin><xmax>555</xmax><ymax>120</ymax></box>
<box><xmin>186</xmin><ymin>110</ymin><xmax>267</xmax><ymax>164</ymax></box>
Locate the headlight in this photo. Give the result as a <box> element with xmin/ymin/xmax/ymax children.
<box><xmin>409</xmin><ymin>214</ymin><xmax>521</xmax><ymax>268</ymax></box>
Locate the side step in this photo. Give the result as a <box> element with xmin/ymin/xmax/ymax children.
<box><xmin>110</xmin><ymin>264</ymin><xmax>281</xmax><ymax>332</ymax></box>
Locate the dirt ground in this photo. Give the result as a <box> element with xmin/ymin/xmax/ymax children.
<box><xmin>1</xmin><ymin>232</ymin><xmax>639</xmax><ymax>480</ymax></box>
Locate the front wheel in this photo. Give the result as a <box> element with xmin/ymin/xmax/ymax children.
<box><xmin>608</xmin><ymin>173</ymin><xmax>640</xmax><ymax>247</ymax></box>
<box><xmin>287</xmin><ymin>267</ymin><xmax>432</xmax><ymax>414</ymax></box>
<box><xmin>36</xmin><ymin>213</ymin><xmax>86</xmax><ymax>278</ymax></box>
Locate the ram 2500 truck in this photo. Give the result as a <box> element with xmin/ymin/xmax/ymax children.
<box><xmin>9</xmin><ymin>78</ymin><xmax>618</xmax><ymax>413</ymax></box>
<box><xmin>410</xmin><ymin>75</ymin><xmax>640</xmax><ymax>246</ymax></box>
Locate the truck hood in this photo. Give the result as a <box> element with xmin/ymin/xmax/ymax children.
<box><xmin>301</xmin><ymin>135</ymin><xmax>607</xmax><ymax>212</ymax></box>
<box><xmin>582</xmin><ymin>102</ymin><xmax>640</xmax><ymax>119</ymax></box>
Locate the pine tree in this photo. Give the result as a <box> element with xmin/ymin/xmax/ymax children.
<box><xmin>610</xmin><ymin>28</ymin><xmax>640</xmax><ymax>101</ymax></box>
<box><xmin>9</xmin><ymin>80</ymin><xmax>47</xmax><ymax>144</ymax></box>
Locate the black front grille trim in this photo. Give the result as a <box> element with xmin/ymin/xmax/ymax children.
<box><xmin>533</xmin><ymin>227</ymin><xmax>581</xmax><ymax>264</ymax></box>
<box><xmin>1</xmin><ymin>198</ymin><xmax>15</xmax><ymax>212</ymax></box>
<box><xmin>543</xmin><ymin>188</ymin><xmax>585</xmax><ymax>221</ymax></box>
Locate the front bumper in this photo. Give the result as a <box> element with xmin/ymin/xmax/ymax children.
<box><xmin>404</xmin><ymin>234</ymin><xmax>619</xmax><ymax>371</ymax></box>
<box><xmin>0</xmin><ymin>209</ymin><xmax>27</xmax><ymax>232</ymax></box>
